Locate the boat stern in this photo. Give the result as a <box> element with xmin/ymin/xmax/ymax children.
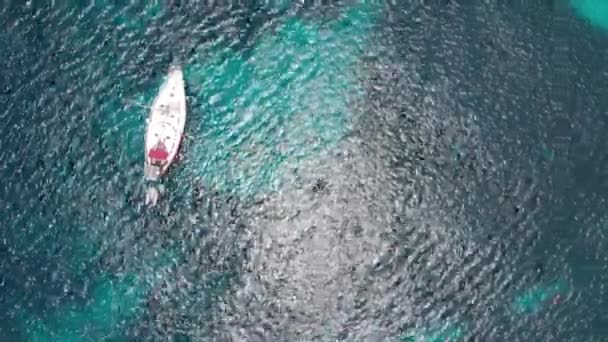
<box><xmin>144</xmin><ymin>163</ymin><xmax>162</xmax><ymax>181</ymax></box>
<box><xmin>168</xmin><ymin>64</ymin><xmax>183</xmax><ymax>78</ymax></box>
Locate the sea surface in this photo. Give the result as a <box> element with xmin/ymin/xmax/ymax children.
<box><xmin>2</xmin><ymin>1</ymin><xmax>608</xmax><ymax>341</ymax></box>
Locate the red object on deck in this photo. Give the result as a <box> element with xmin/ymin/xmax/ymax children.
<box><xmin>148</xmin><ymin>142</ymin><xmax>169</xmax><ymax>161</ymax></box>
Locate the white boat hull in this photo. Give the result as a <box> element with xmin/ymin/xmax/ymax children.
<box><xmin>144</xmin><ymin>65</ymin><xmax>187</xmax><ymax>181</ymax></box>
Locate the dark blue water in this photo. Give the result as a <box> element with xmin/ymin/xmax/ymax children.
<box><xmin>2</xmin><ymin>2</ymin><xmax>608</xmax><ymax>341</ymax></box>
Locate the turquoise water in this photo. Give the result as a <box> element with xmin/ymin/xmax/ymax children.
<box><xmin>571</xmin><ymin>0</ymin><xmax>608</xmax><ymax>30</ymax></box>
<box><xmin>2</xmin><ymin>1</ymin><xmax>608</xmax><ymax>341</ymax></box>
<box><xmin>181</xmin><ymin>4</ymin><xmax>375</xmax><ymax>197</ymax></box>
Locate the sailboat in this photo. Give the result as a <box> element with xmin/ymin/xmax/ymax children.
<box><xmin>143</xmin><ymin>65</ymin><xmax>187</xmax><ymax>205</ymax></box>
